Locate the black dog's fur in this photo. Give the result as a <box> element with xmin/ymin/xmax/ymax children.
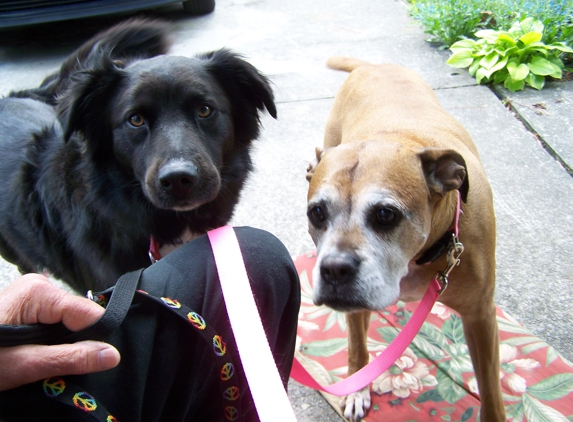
<box><xmin>0</xmin><ymin>19</ymin><xmax>276</xmax><ymax>292</ymax></box>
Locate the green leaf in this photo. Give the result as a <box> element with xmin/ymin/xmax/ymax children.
<box><xmin>493</xmin><ymin>69</ymin><xmax>509</xmax><ymax>84</ymax></box>
<box><xmin>504</xmin><ymin>77</ymin><xmax>525</xmax><ymax>92</ymax></box>
<box><xmin>529</xmin><ymin>20</ymin><xmax>544</xmax><ymax>34</ymax></box>
<box><xmin>548</xmin><ymin>42</ymin><xmax>573</xmax><ymax>54</ymax></box>
<box><xmin>420</xmin><ymin>321</ymin><xmax>449</xmax><ymax>347</ymax></box>
<box><xmin>479</xmin><ymin>52</ymin><xmax>500</xmax><ymax>70</ymax></box>
<box><xmin>516</xmin><ymin>18</ymin><xmax>544</xmax><ymax>35</ymax></box>
<box><xmin>416</xmin><ymin>388</ymin><xmax>444</xmax><ymax>403</ymax></box>
<box><xmin>496</xmin><ymin>45</ymin><xmax>518</xmax><ymax>57</ymax></box>
<box><xmin>519</xmin><ymin>31</ymin><xmax>542</xmax><ymax>46</ymax></box>
<box><xmin>489</xmin><ymin>56</ymin><xmax>509</xmax><ymax>73</ymax></box>
<box><xmin>411</xmin><ymin>334</ymin><xmax>445</xmax><ymax>360</ymax></box>
<box><xmin>525</xmin><ymin>73</ymin><xmax>545</xmax><ymax>90</ymax></box>
<box><xmin>447</xmin><ymin>50</ymin><xmax>474</xmax><ymax>68</ymax></box>
<box><xmin>527</xmin><ymin>373</ymin><xmax>573</xmax><ymax>401</ymax></box>
<box><xmin>300</xmin><ymin>338</ymin><xmax>347</xmax><ymax>357</ymax></box>
<box><xmin>507</xmin><ymin>62</ymin><xmax>530</xmax><ymax>81</ymax></box>
<box><xmin>524</xmin><ymin>46</ymin><xmax>549</xmax><ymax>57</ymax></box>
<box><xmin>469</xmin><ymin>59</ymin><xmax>480</xmax><ymax>76</ymax></box>
<box><xmin>450</xmin><ymin>39</ymin><xmax>476</xmax><ymax>52</ymax></box>
<box><xmin>528</xmin><ymin>57</ymin><xmax>562</xmax><ymax>78</ymax></box>
<box><xmin>547</xmin><ymin>54</ymin><xmax>565</xmax><ymax>70</ymax></box>
<box><xmin>377</xmin><ymin>326</ymin><xmax>399</xmax><ymax>343</ymax></box>
<box><xmin>460</xmin><ymin>407</ymin><xmax>474</xmax><ymax>422</ymax></box>
<box><xmin>505</xmin><ymin>401</ymin><xmax>525</xmax><ymax>421</ymax></box>
<box><xmin>444</xmin><ymin>343</ymin><xmax>474</xmax><ymax>376</ymax></box>
<box><xmin>498</xmin><ymin>32</ymin><xmax>517</xmax><ymax>44</ymax></box>
<box><xmin>475</xmin><ymin>29</ymin><xmax>497</xmax><ymax>40</ymax></box>
<box><xmin>521</xmin><ymin>340</ymin><xmax>549</xmax><ymax>354</ymax></box>
<box><xmin>503</xmin><ymin>336</ymin><xmax>542</xmax><ymax>347</ymax></box>
<box><xmin>442</xmin><ymin>314</ymin><xmax>466</xmax><ymax>344</ymax></box>
<box><xmin>476</xmin><ymin>67</ymin><xmax>493</xmax><ymax>84</ymax></box>
<box><xmin>436</xmin><ymin>370</ymin><xmax>467</xmax><ymax>403</ymax></box>
<box><xmin>510</xmin><ymin>19</ymin><xmax>523</xmax><ymax>34</ymax></box>
<box><xmin>497</xmin><ymin>316</ymin><xmax>533</xmax><ymax>335</ymax></box>
<box><xmin>522</xmin><ymin>394</ymin><xmax>569</xmax><ymax>421</ymax></box>
<box><xmin>546</xmin><ymin>346</ymin><xmax>559</xmax><ymax>366</ymax></box>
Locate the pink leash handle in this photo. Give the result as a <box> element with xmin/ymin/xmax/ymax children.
<box><xmin>290</xmin><ymin>277</ymin><xmax>441</xmax><ymax>396</ymax></box>
<box><xmin>207</xmin><ymin>226</ymin><xmax>297</xmax><ymax>422</ymax></box>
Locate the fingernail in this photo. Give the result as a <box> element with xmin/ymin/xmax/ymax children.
<box><xmin>98</xmin><ymin>346</ymin><xmax>121</xmax><ymax>370</ymax></box>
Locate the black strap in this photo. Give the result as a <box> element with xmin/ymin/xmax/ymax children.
<box><xmin>0</xmin><ymin>320</ymin><xmax>70</xmax><ymax>347</ymax></box>
<box><xmin>0</xmin><ymin>269</ymin><xmax>142</xmax><ymax>347</ymax></box>
<box><xmin>62</xmin><ymin>269</ymin><xmax>142</xmax><ymax>343</ymax></box>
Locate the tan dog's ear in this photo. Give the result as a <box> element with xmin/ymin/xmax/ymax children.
<box><xmin>419</xmin><ymin>148</ymin><xmax>469</xmax><ymax>202</ymax></box>
<box><xmin>306</xmin><ymin>147</ymin><xmax>324</xmax><ymax>182</ymax></box>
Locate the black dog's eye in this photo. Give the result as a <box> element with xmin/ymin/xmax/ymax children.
<box><xmin>197</xmin><ymin>105</ymin><xmax>212</xmax><ymax>118</ymax></box>
<box><xmin>307</xmin><ymin>205</ymin><xmax>327</xmax><ymax>226</ymax></box>
<box><xmin>128</xmin><ymin>114</ymin><xmax>145</xmax><ymax>127</ymax></box>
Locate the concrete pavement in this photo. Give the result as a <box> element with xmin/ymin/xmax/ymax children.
<box><xmin>0</xmin><ymin>0</ymin><xmax>572</xmax><ymax>420</ymax></box>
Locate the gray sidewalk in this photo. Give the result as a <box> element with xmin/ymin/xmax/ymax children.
<box><xmin>0</xmin><ymin>0</ymin><xmax>572</xmax><ymax>421</ymax></box>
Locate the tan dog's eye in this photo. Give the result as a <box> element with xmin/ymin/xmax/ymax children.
<box><xmin>308</xmin><ymin>205</ymin><xmax>326</xmax><ymax>226</ymax></box>
<box><xmin>197</xmin><ymin>105</ymin><xmax>212</xmax><ymax>118</ymax></box>
<box><xmin>377</xmin><ymin>208</ymin><xmax>397</xmax><ymax>225</ymax></box>
<box><xmin>129</xmin><ymin>114</ymin><xmax>145</xmax><ymax>127</ymax></box>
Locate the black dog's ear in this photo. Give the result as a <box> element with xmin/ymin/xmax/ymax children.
<box><xmin>40</xmin><ymin>18</ymin><xmax>171</xmax><ymax>103</ymax></box>
<box><xmin>419</xmin><ymin>148</ymin><xmax>469</xmax><ymax>203</ymax></box>
<box><xmin>58</xmin><ymin>55</ymin><xmax>124</xmax><ymax>159</ymax></box>
<box><xmin>199</xmin><ymin>49</ymin><xmax>277</xmax><ymax>143</ymax></box>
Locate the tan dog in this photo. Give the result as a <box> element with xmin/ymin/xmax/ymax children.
<box><xmin>306</xmin><ymin>57</ymin><xmax>505</xmax><ymax>422</ymax></box>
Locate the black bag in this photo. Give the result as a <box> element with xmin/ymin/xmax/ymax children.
<box><xmin>0</xmin><ymin>269</ymin><xmax>244</xmax><ymax>422</ymax></box>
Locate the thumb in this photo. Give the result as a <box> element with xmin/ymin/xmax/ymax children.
<box><xmin>0</xmin><ymin>341</ymin><xmax>120</xmax><ymax>391</ymax></box>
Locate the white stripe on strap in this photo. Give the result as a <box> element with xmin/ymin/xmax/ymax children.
<box><xmin>208</xmin><ymin>226</ymin><xmax>297</xmax><ymax>422</ymax></box>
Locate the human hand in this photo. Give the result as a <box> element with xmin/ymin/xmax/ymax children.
<box><xmin>0</xmin><ymin>274</ymin><xmax>120</xmax><ymax>391</ymax></box>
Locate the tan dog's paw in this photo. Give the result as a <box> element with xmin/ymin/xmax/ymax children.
<box><xmin>340</xmin><ymin>386</ymin><xmax>371</xmax><ymax>421</ymax></box>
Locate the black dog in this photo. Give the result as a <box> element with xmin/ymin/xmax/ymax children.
<box><xmin>0</xmin><ymin>19</ymin><xmax>276</xmax><ymax>292</ymax></box>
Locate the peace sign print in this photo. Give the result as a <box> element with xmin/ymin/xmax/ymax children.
<box><xmin>106</xmin><ymin>415</ymin><xmax>118</xmax><ymax>422</ymax></box>
<box><xmin>223</xmin><ymin>386</ymin><xmax>241</xmax><ymax>401</ymax></box>
<box><xmin>224</xmin><ymin>406</ymin><xmax>239</xmax><ymax>421</ymax></box>
<box><xmin>160</xmin><ymin>297</ymin><xmax>181</xmax><ymax>309</ymax></box>
<box><xmin>212</xmin><ymin>335</ymin><xmax>227</xmax><ymax>357</ymax></box>
<box><xmin>187</xmin><ymin>311</ymin><xmax>206</xmax><ymax>330</ymax></box>
<box><xmin>42</xmin><ymin>377</ymin><xmax>66</xmax><ymax>397</ymax></box>
<box><xmin>73</xmin><ymin>392</ymin><xmax>97</xmax><ymax>412</ymax></box>
<box><xmin>220</xmin><ymin>362</ymin><xmax>235</xmax><ymax>381</ymax></box>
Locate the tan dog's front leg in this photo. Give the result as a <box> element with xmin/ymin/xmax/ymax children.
<box><xmin>462</xmin><ymin>303</ymin><xmax>506</xmax><ymax>421</ymax></box>
<box><xmin>341</xmin><ymin>310</ymin><xmax>371</xmax><ymax>421</ymax></box>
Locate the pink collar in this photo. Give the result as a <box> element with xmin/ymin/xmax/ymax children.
<box><xmin>148</xmin><ymin>235</ymin><xmax>162</xmax><ymax>264</ymax></box>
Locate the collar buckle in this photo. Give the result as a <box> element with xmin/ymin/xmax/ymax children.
<box><xmin>434</xmin><ymin>233</ymin><xmax>464</xmax><ymax>296</ymax></box>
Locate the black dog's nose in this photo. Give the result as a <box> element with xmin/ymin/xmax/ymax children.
<box><xmin>158</xmin><ymin>161</ymin><xmax>199</xmax><ymax>199</ymax></box>
<box><xmin>320</xmin><ymin>253</ymin><xmax>360</xmax><ymax>285</ymax></box>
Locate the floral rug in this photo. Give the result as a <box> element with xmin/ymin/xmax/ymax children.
<box><xmin>293</xmin><ymin>251</ymin><xmax>573</xmax><ymax>421</ymax></box>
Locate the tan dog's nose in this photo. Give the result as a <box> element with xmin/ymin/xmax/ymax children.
<box><xmin>320</xmin><ymin>253</ymin><xmax>360</xmax><ymax>284</ymax></box>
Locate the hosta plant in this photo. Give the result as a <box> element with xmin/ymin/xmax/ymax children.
<box><xmin>447</xmin><ymin>17</ymin><xmax>573</xmax><ymax>92</ymax></box>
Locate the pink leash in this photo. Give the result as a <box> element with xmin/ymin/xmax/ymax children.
<box><xmin>208</xmin><ymin>226</ymin><xmax>298</xmax><ymax>422</ymax></box>
<box><xmin>290</xmin><ymin>279</ymin><xmax>442</xmax><ymax>395</ymax></box>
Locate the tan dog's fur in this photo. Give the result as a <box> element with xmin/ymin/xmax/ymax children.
<box><xmin>306</xmin><ymin>57</ymin><xmax>504</xmax><ymax>421</ymax></box>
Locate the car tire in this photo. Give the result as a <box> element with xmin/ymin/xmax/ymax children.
<box><xmin>182</xmin><ymin>0</ymin><xmax>215</xmax><ymax>15</ymax></box>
